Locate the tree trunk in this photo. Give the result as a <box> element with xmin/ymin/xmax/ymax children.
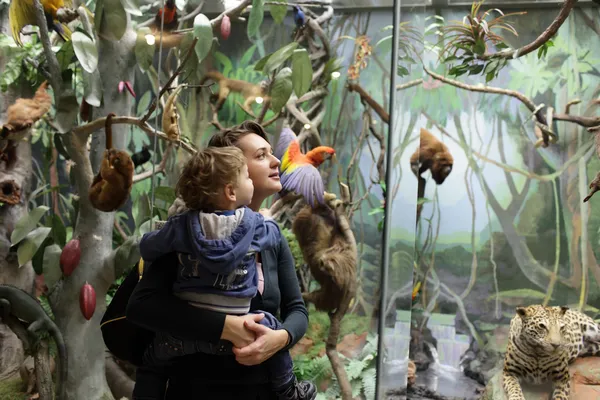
<box><xmin>0</xmin><ymin>5</ymin><xmax>37</xmax><ymax>381</ymax></box>
<box><xmin>46</xmin><ymin>12</ymin><xmax>137</xmax><ymax>400</ymax></box>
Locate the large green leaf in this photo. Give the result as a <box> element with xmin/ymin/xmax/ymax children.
<box><xmin>260</xmin><ymin>42</ymin><xmax>298</xmax><ymax>74</ymax></box>
<box><xmin>54</xmin><ymin>93</ymin><xmax>79</xmax><ymax>133</ymax></box>
<box><xmin>115</xmin><ymin>237</ymin><xmax>141</xmax><ymax>271</ymax></box>
<box><xmin>94</xmin><ymin>0</ymin><xmax>105</xmax><ymax>34</ymax></box>
<box><xmin>270</xmin><ymin>67</ymin><xmax>292</xmax><ymax>112</ymax></box>
<box><xmin>269</xmin><ymin>0</ymin><xmax>287</xmax><ymax>24</ymax></box>
<box><xmin>56</xmin><ymin>41</ymin><xmax>75</xmax><ymax>71</ymax></box>
<box><xmin>193</xmin><ymin>14</ymin><xmax>213</xmax><ymax>63</ymax></box>
<box><xmin>121</xmin><ymin>0</ymin><xmax>142</xmax><ymax>16</ymax></box>
<box><xmin>291</xmin><ymin>48</ymin><xmax>312</xmax><ymax>97</ymax></box>
<box><xmin>42</xmin><ymin>244</ymin><xmax>63</xmax><ymax>289</ymax></box>
<box><xmin>247</xmin><ymin>0</ymin><xmax>264</xmax><ymax>37</ymax></box>
<box><xmin>103</xmin><ymin>0</ymin><xmax>127</xmax><ymax>40</ymax></box>
<box><xmin>11</xmin><ymin>206</ymin><xmax>50</xmax><ymax>245</ymax></box>
<box><xmin>71</xmin><ymin>31</ymin><xmax>98</xmax><ymax>73</ymax></box>
<box><xmin>154</xmin><ymin>186</ymin><xmax>176</xmax><ymax>206</ymax></box>
<box><xmin>82</xmin><ymin>68</ymin><xmax>103</xmax><ymax>107</ymax></box>
<box><xmin>17</xmin><ymin>227</ymin><xmax>52</xmax><ymax>267</ymax></box>
<box><xmin>135</xmin><ymin>27</ymin><xmax>156</xmax><ymax>72</ymax></box>
<box><xmin>49</xmin><ymin>214</ymin><xmax>67</xmax><ymax>247</ymax></box>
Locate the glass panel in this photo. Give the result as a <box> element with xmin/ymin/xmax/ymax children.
<box><xmin>375</xmin><ymin>0</ymin><xmax>425</xmax><ymax>398</ymax></box>
<box><xmin>410</xmin><ymin>3</ymin><xmax>600</xmax><ymax>400</ymax></box>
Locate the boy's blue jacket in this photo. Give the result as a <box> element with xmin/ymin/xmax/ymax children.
<box><xmin>139</xmin><ymin>207</ymin><xmax>281</xmax><ymax>300</ymax></box>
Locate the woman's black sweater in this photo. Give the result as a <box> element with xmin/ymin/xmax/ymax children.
<box><xmin>126</xmin><ymin>235</ymin><xmax>309</xmax><ymax>387</ymax></box>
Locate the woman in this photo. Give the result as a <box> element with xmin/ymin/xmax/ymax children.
<box><xmin>126</xmin><ymin>121</ymin><xmax>314</xmax><ymax>400</ymax></box>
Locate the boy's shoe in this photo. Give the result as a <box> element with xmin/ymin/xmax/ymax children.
<box><xmin>276</xmin><ymin>378</ymin><xmax>317</xmax><ymax>400</ymax></box>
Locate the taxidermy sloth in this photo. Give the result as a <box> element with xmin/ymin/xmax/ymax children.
<box><xmin>200</xmin><ymin>71</ymin><xmax>268</xmax><ymax>116</ymax></box>
<box><xmin>1</xmin><ymin>81</ymin><xmax>52</xmax><ymax>138</ymax></box>
<box><xmin>88</xmin><ymin>113</ymin><xmax>134</xmax><ymax>212</ymax></box>
<box><xmin>292</xmin><ymin>192</ymin><xmax>357</xmax><ymax>313</ymax></box>
<box><xmin>410</xmin><ymin>127</ymin><xmax>453</xmax><ymax>185</ymax></box>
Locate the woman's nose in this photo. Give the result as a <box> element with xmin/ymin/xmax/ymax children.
<box><xmin>270</xmin><ymin>154</ymin><xmax>281</xmax><ymax>167</ymax></box>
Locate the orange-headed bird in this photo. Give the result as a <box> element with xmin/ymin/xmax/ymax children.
<box><xmin>9</xmin><ymin>0</ymin><xmax>72</xmax><ymax>46</ymax></box>
<box><xmin>274</xmin><ymin>127</ymin><xmax>336</xmax><ymax>208</ymax></box>
<box><xmin>152</xmin><ymin>0</ymin><xmax>179</xmax><ymax>32</ymax></box>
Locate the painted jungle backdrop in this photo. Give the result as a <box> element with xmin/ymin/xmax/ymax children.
<box><xmin>380</xmin><ymin>2</ymin><xmax>600</xmax><ymax>400</ymax></box>
<box><xmin>0</xmin><ymin>1</ymin><xmax>392</xmax><ymax>399</ymax></box>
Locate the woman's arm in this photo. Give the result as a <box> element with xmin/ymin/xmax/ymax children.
<box><xmin>276</xmin><ymin>235</ymin><xmax>309</xmax><ymax>351</ymax></box>
<box><xmin>232</xmin><ymin>236</ymin><xmax>308</xmax><ymax>365</ymax></box>
<box><xmin>126</xmin><ymin>252</ymin><xmax>259</xmax><ymax>346</ymax></box>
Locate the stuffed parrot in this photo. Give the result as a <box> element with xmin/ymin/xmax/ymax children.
<box><xmin>274</xmin><ymin>127</ymin><xmax>335</xmax><ymax>208</ymax></box>
<box><xmin>152</xmin><ymin>0</ymin><xmax>179</xmax><ymax>32</ymax></box>
<box><xmin>292</xmin><ymin>5</ymin><xmax>306</xmax><ymax>28</ymax></box>
<box><xmin>9</xmin><ymin>0</ymin><xmax>73</xmax><ymax>46</ymax></box>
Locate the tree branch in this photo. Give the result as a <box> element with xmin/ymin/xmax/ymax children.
<box><xmin>32</xmin><ymin>0</ymin><xmax>62</xmax><ymax>100</ymax></box>
<box><xmin>396</xmin><ymin>79</ymin><xmax>422</xmax><ymax>91</ymax></box>
<box><xmin>479</xmin><ymin>0</ymin><xmax>578</xmax><ymax>61</ymax></box>
<box><xmin>72</xmin><ymin>115</ymin><xmax>196</xmax><ymax>154</ymax></box>
<box><xmin>132</xmin><ymin>144</ymin><xmax>173</xmax><ymax>183</ymax></box>
<box><xmin>423</xmin><ymin>66</ymin><xmax>556</xmax><ymax>145</ymax></box>
<box><xmin>346</xmin><ymin>83</ymin><xmax>389</xmax><ymax>124</ymax></box>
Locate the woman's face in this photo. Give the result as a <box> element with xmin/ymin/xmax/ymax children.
<box><xmin>236</xmin><ymin>133</ymin><xmax>282</xmax><ymax>205</ymax></box>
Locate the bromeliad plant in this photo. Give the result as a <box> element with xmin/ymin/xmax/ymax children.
<box><xmin>437</xmin><ymin>0</ymin><xmax>526</xmax><ymax>82</ymax></box>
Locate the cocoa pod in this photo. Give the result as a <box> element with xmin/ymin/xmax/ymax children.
<box><xmin>60</xmin><ymin>238</ymin><xmax>81</xmax><ymax>277</ymax></box>
<box><xmin>221</xmin><ymin>15</ymin><xmax>231</xmax><ymax>40</ymax></box>
<box><xmin>79</xmin><ymin>282</ymin><xmax>96</xmax><ymax>320</ymax></box>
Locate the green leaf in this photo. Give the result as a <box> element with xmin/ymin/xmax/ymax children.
<box><xmin>270</xmin><ymin>67</ymin><xmax>293</xmax><ymax>112</ymax></box>
<box><xmin>56</xmin><ymin>41</ymin><xmax>75</xmax><ymax>71</ymax></box>
<box><xmin>71</xmin><ymin>31</ymin><xmax>98</xmax><ymax>73</ymax></box>
<box><xmin>42</xmin><ymin>244</ymin><xmax>63</xmax><ymax>289</ymax></box>
<box><xmin>269</xmin><ymin>0</ymin><xmax>287</xmax><ymax>24</ymax></box>
<box><xmin>102</xmin><ymin>0</ymin><xmax>127</xmax><ymax>40</ymax></box>
<box><xmin>254</xmin><ymin>53</ymin><xmax>272</xmax><ymax>72</ymax></box>
<box><xmin>115</xmin><ymin>237</ymin><xmax>141</xmax><ymax>269</ymax></box>
<box><xmin>11</xmin><ymin>206</ymin><xmax>50</xmax><ymax>245</ymax></box>
<box><xmin>468</xmin><ymin>64</ymin><xmax>484</xmax><ymax>75</ymax></box>
<box><xmin>153</xmin><ymin>186</ymin><xmax>176</xmax><ymax>206</ymax></box>
<box><xmin>137</xmin><ymin>91</ymin><xmax>152</xmax><ymax>116</ymax></box>
<box><xmin>261</xmin><ymin>42</ymin><xmax>298</xmax><ymax>74</ymax></box>
<box><xmin>17</xmin><ymin>227</ymin><xmax>52</xmax><ymax>267</ymax></box>
<box><xmin>50</xmin><ymin>214</ymin><xmax>67</xmax><ymax>247</ymax></box>
<box><xmin>82</xmin><ymin>68</ymin><xmax>103</xmax><ymax>107</ymax></box>
<box><xmin>121</xmin><ymin>0</ymin><xmax>142</xmax><ymax>16</ymax></box>
<box><xmin>291</xmin><ymin>49</ymin><xmax>312</xmax><ymax>97</ymax></box>
<box><xmin>473</xmin><ymin>38</ymin><xmax>486</xmax><ymax>56</ymax></box>
<box><xmin>485</xmin><ymin>71</ymin><xmax>495</xmax><ymax>83</ymax></box>
<box><xmin>0</xmin><ymin>55</ymin><xmax>24</xmax><ymax>91</ymax></box>
<box><xmin>247</xmin><ymin>0</ymin><xmax>264</xmax><ymax>37</ymax></box>
<box><xmin>94</xmin><ymin>0</ymin><xmax>105</xmax><ymax>35</ymax></box>
<box><xmin>193</xmin><ymin>13</ymin><xmax>214</xmax><ymax>63</ymax></box>
<box><xmin>375</xmin><ymin>35</ymin><xmax>392</xmax><ymax>54</ymax></box>
<box><xmin>135</xmin><ymin>27</ymin><xmax>155</xmax><ymax>72</ymax></box>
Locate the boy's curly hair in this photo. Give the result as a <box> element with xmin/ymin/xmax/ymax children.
<box><xmin>176</xmin><ymin>146</ymin><xmax>246</xmax><ymax>211</ymax></box>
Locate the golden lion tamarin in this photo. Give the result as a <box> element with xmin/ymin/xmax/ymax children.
<box><xmin>88</xmin><ymin>114</ymin><xmax>134</xmax><ymax>212</ymax></box>
<box><xmin>200</xmin><ymin>71</ymin><xmax>268</xmax><ymax>116</ymax></box>
<box><xmin>291</xmin><ymin>193</ymin><xmax>357</xmax><ymax>313</ymax></box>
<box><xmin>410</xmin><ymin>127</ymin><xmax>454</xmax><ymax>185</ymax></box>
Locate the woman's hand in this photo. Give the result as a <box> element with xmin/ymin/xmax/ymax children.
<box><xmin>232</xmin><ymin>320</ymin><xmax>290</xmax><ymax>366</ymax></box>
<box><xmin>220</xmin><ymin>314</ymin><xmax>264</xmax><ymax>348</ymax></box>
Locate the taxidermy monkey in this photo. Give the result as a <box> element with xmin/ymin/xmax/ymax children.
<box><xmin>1</xmin><ymin>81</ymin><xmax>52</xmax><ymax>138</ymax></box>
<box><xmin>199</xmin><ymin>71</ymin><xmax>268</xmax><ymax>116</ymax></box>
<box><xmin>162</xmin><ymin>85</ymin><xmax>182</xmax><ymax>142</ymax></box>
<box><xmin>291</xmin><ymin>192</ymin><xmax>357</xmax><ymax>313</ymax></box>
<box><xmin>1</xmin><ymin>81</ymin><xmax>52</xmax><ymax>168</ymax></box>
<box><xmin>410</xmin><ymin>127</ymin><xmax>453</xmax><ymax>185</ymax></box>
<box><xmin>88</xmin><ymin>113</ymin><xmax>134</xmax><ymax>212</ymax></box>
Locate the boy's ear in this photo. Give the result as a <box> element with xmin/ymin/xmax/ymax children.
<box><xmin>224</xmin><ymin>183</ymin><xmax>236</xmax><ymax>201</ymax></box>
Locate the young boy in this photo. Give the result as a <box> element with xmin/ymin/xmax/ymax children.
<box><xmin>136</xmin><ymin>146</ymin><xmax>316</xmax><ymax>400</ymax></box>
